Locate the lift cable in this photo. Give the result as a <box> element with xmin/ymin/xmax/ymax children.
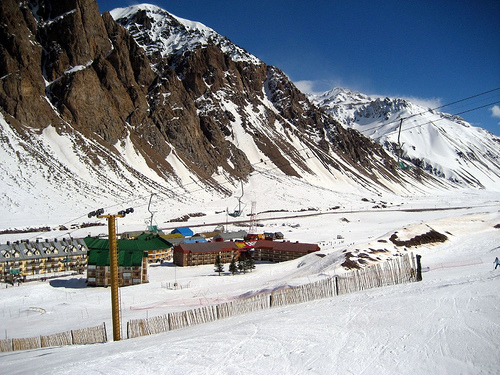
<box><xmin>358</xmin><ymin>87</ymin><xmax>500</xmax><ymax>135</ymax></box>
<box><xmin>386</xmin><ymin>99</ymin><xmax>500</xmax><ymax>138</ymax></box>
<box><xmin>22</xmin><ymin>147</ymin><xmax>316</xmax><ymax>240</ymax></box>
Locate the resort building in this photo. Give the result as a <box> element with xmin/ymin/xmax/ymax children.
<box><xmin>84</xmin><ymin>237</ymin><xmax>149</xmax><ymax>287</ymax></box>
<box><xmin>173</xmin><ymin>241</ymin><xmax>242</xmax><ymax>267</ymax></box>
<box><xmin>252</xmin><ymin>240</ymin><xmax>320</xmax><ymax>262</ymax></box>
<box><xmin>173</xmin><ymin>239</ymin><xmax>320</xmax><ymax>267</ymax></box>
<box><xmin>0</xmin><ymin>238</ymin><xmax>88</xmax><ymax>282</ymax></box>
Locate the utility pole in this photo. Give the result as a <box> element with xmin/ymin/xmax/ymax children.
<box><xmin>88</xmin><ymin>207</ymin><xmax>134</xmax><ymax>341</ymax></box>
<box><xmin>397</xmin><ymin>118</ymin><xmax>404</xmax><ymax>165</ymax></box>
<box><xmin>249</xmin><ymin>201</ymin><xmax>257</xmax><ymax>233</ymax></box>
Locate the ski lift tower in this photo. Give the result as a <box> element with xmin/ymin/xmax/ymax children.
<box><xmin>147</xmin><ymin>193</ymin><xmax>158</xmax><ymax>232</ymax></box>
<box><xmin>88</xmin><ymin>207</ymin><xmax>134</xmax><ymax>342</ymax></box>
<box><xmin>249</xmin><ymin>201</ymin><xmax>257</xmax><ymax>233</ymax></box>
<box><xmin>228</xmin><ymin>180</ymin><xmax>246</xmax><ymax>217</ymax></box>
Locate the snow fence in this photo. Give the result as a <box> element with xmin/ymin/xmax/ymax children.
<box><xmin>1</xmin><ymin>254</ymin><xmax>417</xmax><ymax>350</ymax></box>
<box><xmin>0</xmin><ymin>323</ymin><xmax>107</xmax><ymax>352</ymax></box>
<box><xmin>127</xmin><ymin>253</ymin><xmax>417</xmax><ymax>339</ymax></box>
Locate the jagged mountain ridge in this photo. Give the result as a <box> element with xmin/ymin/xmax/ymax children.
<box><xmin>110</xmin><ymin>4</ymin><xmax>260</xmax><ymax>65</ymax></box>
<box><xmin>109</xmin><ymin>4</ymin><xmax>401</xmax><ymax>181</ymax></box>
<box><xmin>0</xmin><ymin>0</ymin><xmax>476</xmax><ymax>226</ymax></box>
<box><xmin>311</xmin><ymin>88</ymin><xmax>500</xmax><ymax>189</ymax></box>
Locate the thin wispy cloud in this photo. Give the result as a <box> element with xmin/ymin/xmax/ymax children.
<box><xmin>401</xmin><ymin>96</ymin><xmax>443</xmax><ymax>110</ymax></box>
<box><xmin>293</xmin><ymin>80</ymin><xmax>443</xmax><ymax>111</ymax></box>
<box><xmin>294</xmin><ymin>80</ymin><xmax>319</xmax><ymax>95</ymax></box>
<box><xmin>490</xmin><ymin>105</ymin><xmax>500</xmax><ymax>125</ymax></box>
<box><xmin>293</xmin><ymin>79</ymin><xmax>345</xmax><ymax>96</ymax></box>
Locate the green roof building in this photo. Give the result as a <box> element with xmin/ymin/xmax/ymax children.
<box><xmin>85</xmin><ymin>233</ymin><xmax>173</xmax><ymax>265</ymax></box>
<box><xmin>84</xmin><ymin>235</ymin><xmax>165</xmax><ymax>287</ymax></box>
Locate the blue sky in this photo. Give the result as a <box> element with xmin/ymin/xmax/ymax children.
<box><xmin>98</xmin><ymin>0</ymin><xmax>500</xmax><ymax>135</ymax></box>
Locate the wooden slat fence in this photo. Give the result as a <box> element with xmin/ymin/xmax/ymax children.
<box><xmin>71</xmin><ymin>324</ymin><xmax>107</xmax><ymax>345</ymax></box>
<box><xmin>126</xmin><ymin>253</ymin><xmax>417</xmax><ymax>339</ymax></box>
<box><xmin>0</xmin><ymin>323</ymin><xmax>107</xmax><ymax>353</ymax></box>
<box><xmin>127</xmin><ymin>314</ymin><xmax>169</xmax><ymax>339</ymax></box>
<box><xmin>12</xmin><ymin>336</ymin><xmax>41</xmax><ymax>351</ymax></box>
<box><xmin>186</xmin><ymin>305</ymin><xmax>218</xmax><ymax>326</ymax></box>
<box><xmin>336</xmin><ymin>254</ymin><xmax>415</xmax><ymax>295</ymax></box>
<box><xmin>216</xmin><ymin>293</ymin><xmax>271</xmax><ymax>320</ymax></box>
<box><xmin>2</xmin><ymin>254</ymin><xmax>418</xmax><ymax>349</ymax></box>
<box><xmin>0</xmin><ymin>339</ymin><xmax>13</xmax><ymax>352</ymax></box>
<box><xmin>41</xmin><ymin>331</ymin><xmax>72</xmax><ymax>347</ymax></box>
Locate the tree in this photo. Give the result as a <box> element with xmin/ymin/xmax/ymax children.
<box><xmin>229</xmin><ymin>256</ymin><xmax>238</xmax><ymax>275</ymax></box>
<box><xmin>214</xmin><ymin>254</ymin><xmax>224</xmax><ymax>276</ymax></box>
<box><xmin>237</xmin><ymin>258</ymin><xmax>246</xmax><ymax>273</ymax></box>
<box><xmin>245</xmin><ymin>256</ymin><xmax>255</xmax><ymax>272</ymax></box>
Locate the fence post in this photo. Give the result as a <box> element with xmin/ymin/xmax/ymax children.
<box><xmin>103</xmin><ymin>322</ymin><xmax>108</xmax><ymax>342</ymax></box>
<box><xmin>416</xmin><ymin>254</ymin><xmax>422</xmax><ymax>281</ymax></box>
<box><xmin>167</xmin><ymin>313</ymin><xmax>171</xmax><ymax>331</ymax></box>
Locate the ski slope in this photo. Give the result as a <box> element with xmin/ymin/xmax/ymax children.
<box><xmin>0</xmin><ymin>192</ymin><xmax>499</xmax><ymax>374</ymax></box>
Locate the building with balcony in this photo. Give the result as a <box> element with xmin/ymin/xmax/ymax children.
<box><xmin>0</xmin><ymin>238</ymin><xmax>88</xmax><ymax>282</ymax></box>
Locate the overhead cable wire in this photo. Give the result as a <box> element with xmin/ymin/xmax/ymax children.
<box><xmin>358</xmin><ymin>87</ymin><xmax>500</xmax><ymax>135</ymax></box>
<box><xmin>24</xmin><ymin>146</ymin><xmax>315</xmax><ymax>239</ymax></box>
<box><xmin>383</xmin><ymin>99</ymin><xmax>500</xmax><ymax>137</ymax></box>
<box><xmin>431</xmin><ymin>87</ymin><xmax>500</xmax><ymax>112</ymax></box>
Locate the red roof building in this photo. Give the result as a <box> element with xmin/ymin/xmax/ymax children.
<box><xmin>173</xmin><ymin>241</ymin><xmax>241</xmax><ymax>266</ymax></box>
<box><xmin>252</xmin><ymin>240</ymin><xmax>320</xmax><ymax>262</ymax></box>
<box><xmin>173</xmin><ymin>239</ymin><xmax>319</xmax><ymax>267</ymax></box>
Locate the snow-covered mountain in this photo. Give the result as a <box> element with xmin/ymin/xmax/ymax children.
<box><xmin>0</xmin><ymin>0</ymin><xmax>498</xmax><ymax>231</ymax></box>
<box><xmin>0</xmin><ymin>0</ymin><xmax>418</xmax><ymax>228</ymax></box>
<box><xmin>110</xmin><ymin>4</ymin><xmax>260</xmax><ymax>64</ymax></box>
<box><xmin>310</xmin><ymin>88</ymin><xmax>500</xmax><ymax>190</ymax></box>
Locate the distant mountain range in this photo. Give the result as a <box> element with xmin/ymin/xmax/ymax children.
<box><xmin>310</xmin><ymin>88</ymin><xmax>500</xmax><ymax>189</ymax></box>
<box><xmin>0</xmin><ymin>1</ymin><xmax>499</xmax><ymax>225</ymax></box>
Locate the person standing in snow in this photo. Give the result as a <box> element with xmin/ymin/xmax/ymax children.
<box><xmin>494</xmin><ymin>257</ymin><xmax>500</xmax><ymax>269</ymax></box>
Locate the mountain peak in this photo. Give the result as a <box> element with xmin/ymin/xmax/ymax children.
<box><xmin>110</xmin><ymin>4</ymin><xmax>261</xmax><ymax>64</ymax></box>
<box><xmin>311</xmin><ymin>87</ymin><xmax>371</xmax><ymax>107</ymax></box>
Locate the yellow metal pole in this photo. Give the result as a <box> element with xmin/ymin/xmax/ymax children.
<box><xmin>99</xmin><ymin>214</ymin><xmax>124</xmax><ymax>341</ymax></box>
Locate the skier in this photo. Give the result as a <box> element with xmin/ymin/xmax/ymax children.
<box><xmin>494</xmin><ymin>257</ymin><xmax>500</xmax><ymax>270</ymax></box>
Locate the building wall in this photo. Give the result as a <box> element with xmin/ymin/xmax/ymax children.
<box><xmin>172</xmin><ymin>241</ymin><xmax>319</xmax><ymax>267</ymax></box>
<box><xmin>147</xmin><ymin>248</ymin><xmax>172</xmax><ymax>263</ymax></box>
<box><xmin>1</xmin><ymin>240</ymin><xmax>87</xmax><ymax>282</ymax></box>
<box><xmin>173</xmin><ymin>251</ymin><xmax>188</xmax><ymax>267</ymax></box>
<box><xmin>253</xmin><ymin>248</ymin><xmax>311</xmax><ymax>263</ymax></box>
<box><xmin>186</xmin><ymin>249</ymin><xmax>238</xmax><ymax>267</ymax></box>
<box><xmin>87</xmin><ymin>261</ymin><xmax>148</xmax><ymax>287</ymax></box>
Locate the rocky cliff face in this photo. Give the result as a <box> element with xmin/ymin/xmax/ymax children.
<box><xmin>0</xmin><ymin>0</ymin><xmax>418</xmax><ymax>220</ymax></box>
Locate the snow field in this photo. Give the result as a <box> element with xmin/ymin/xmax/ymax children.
<box><xmin>0</xmin><ymin>194</ymin><xmax>499</xmax><ymax>374</ymax></box>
